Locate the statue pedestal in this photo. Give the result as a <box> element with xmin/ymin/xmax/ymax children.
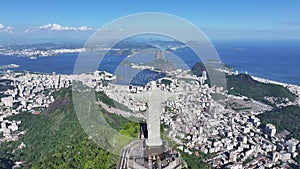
<box><xmin>146</xmin><ymin>137</ymin><xmax>163</xmax><ymax>147</ymax></box>
<box><xmin>145</xmin><ymin>145</ymin><xmax>165</xmax><ymax>159</ymax></box>
<box><xmin>124</xmin><ymin>140</ymin><xmax>181</xmax><ymax>169</ymax></box>
<box><xmin>144</xmin><ymin>140</ymin><xmax>169</xmax><ymax>161</ymax></box>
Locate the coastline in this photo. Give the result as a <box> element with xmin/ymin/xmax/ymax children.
<box><xmin>221</xmin><ymin>69</ymin><xmax>300</xmax><ymax>95</ymax></box>
<box><xmin>251</xmin><ymin>75</ymin><xmax>300</xmax><ymax>93</ymax></box>
<box><xmin>251</xmin><ymin>75</ymin><xmax>299</xmax><ymax>87</ymax></box>
<box><xmin>251</xmin><ymin>75</ymin><xmax>300</xmax><ymax>105</ymax></box>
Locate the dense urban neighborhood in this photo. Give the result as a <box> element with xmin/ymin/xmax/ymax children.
<box><xmin>1</xmin><ymin>63</ymin><xmax>300</xmax><ymax>168</ymax></box>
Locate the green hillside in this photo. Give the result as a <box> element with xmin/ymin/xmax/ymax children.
<box><xmin>0</xmin><ymin>79</ymin><xmax>15</xmax><ymax>92</ymax></box>
<box><xmin>191</xmin><ymin>62</ymin><xmax>208</xmax><ymax>77</ymax></box>
<box><xmin>1</xmin><ymin>88</ymin><xmax>139</xmax><ymax>169</ymax></box>
<box><xmin>143</xmin><ymin>58</ymin><xmax>176</xmax><ymax>72</ymax></box>
<box><xmin>226</xmin><ymin>74</ymin><xmax>296</xmax><ymax>104</ymax></box>
<box><xmin>191</xmin><ymin>62</ymin><xmax>296</xmax><ymax>105</ymax></box>
<box><xmin>258</xmin><ymin>105</ymin><xmax>300</xmax><ymax>165</ymax></box>
<box><xmin>258</xmin><ymin>105</ymin><xmax>300</xmax><ymax>140</ymax></box>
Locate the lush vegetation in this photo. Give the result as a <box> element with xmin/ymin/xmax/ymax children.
<box><xmin>1</xmin><ymin>88</ymin><xmax>140</xmax><ymax>169</ymax></box>
<box><xmin>296</xmin><ymin>148</ymin><xmax>300</xmax><ymax>165</ymax></box>
<box><xmin>100</xmin><ymin>106</ymin><xmax>140</xmax><ymax>134</ymax></box>
<box><xmin>0</xmin><ymin>93</ymin><xmax>9</xmax><ymax>98</ymax></box>
<box><xmin>0</xmin><ymin>79</ymin><xmax>14</xmax><ymax>90</ymax></box>
<box><xmin>191</xmin><ymin>62</ymin><xmax>296</xmax><ymax>105</ymax></box>
<box><xmin>160</xmin><ymin>79</ymin><xmax>172</xmax><ymax>86</ymax></box>
<box><xmin>0</xmin><ymin>85</ymin><xmax>15</xmax><ymax>92</ymax></box>
<box><xmin>0</xmin><ymin>153</ymin><xmax>14</xmax><ymax>169</ymax></box>
<box><xmin>119</xmin><ymin>122</ymin><xmax>140</xmax><ymax>138</ymax></box>
<box><xmin>179</xmin><ymin>151</ymin><xmax>211</xmax><ymax>169</ymax></box>
<box><xmin>258</xmin><ymin>105</ymin><xmax>300</xmax><ymax>164</ymax></box>
<box><xmin>95</xmin><ymin>91</ymin><xmax>131</xmax><ymax>112</ymax></box>
<box><xmin>191</xmin><ymin>62</ymin><xmax>207</xmax><ymax>77</ymax></box>
<box><xmin>3</xmin><ymin>62</ymin><xmax>296</xmax><ymax>168</ymax></box>
<box><xmin>226</xmin><ymin>74</ymin><xmax>296</xmax><ymax>104</ymax></box>
<box><xmin>31</xmin><ymin>138</ymin><xmax>117</xmax><ymax>169</ymax></box>
<box><xmin>143</xmin><ymin>59</ymin><xmax>176</xmax><ymax>72</ymax></box>
<box><xmin>258</xmin><ymin>105</ymin><xmax>300</xmax><ymax>140</ymax></box>
<box><xmin>95</xmin><ymin>91</ymin><xmax>115</xmax><ymax>107</ymax></box>
<box><xmin>0</xmin><ymin>79</ymin><xmax>14</xmax><ymax>83</ymax></box>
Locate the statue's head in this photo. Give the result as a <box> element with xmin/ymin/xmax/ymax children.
<box><xmin>150</xmin><ymin>81</ymin><xmax>158</xmax><ymax>90</ymax></box>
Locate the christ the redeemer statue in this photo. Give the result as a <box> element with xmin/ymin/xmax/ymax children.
<box><xmin>131</xmin><ymin>81</ymin><xmax>176</xmax><ymax>147</ymax></box>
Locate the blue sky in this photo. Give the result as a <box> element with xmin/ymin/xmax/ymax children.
<box><xmin>0</xmin><ymin>0</ymin><xmax>300</xmax><ymax>42</ymax></box>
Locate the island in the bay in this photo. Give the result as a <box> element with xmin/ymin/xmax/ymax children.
<box><xmin>0</xmin><ymin>48</ymin><xmax>300</xmax><ymax>169</ymax></box>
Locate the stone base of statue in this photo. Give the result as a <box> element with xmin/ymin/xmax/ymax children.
<box><xmin>144</xmin><ymin>140</ymin><xmax>167</xmax><ymax>160</ymax></box>
<box><xmin>120</xmin><ymin>139</ymin><xmax>182</xmax><ymax>169</ymax></box>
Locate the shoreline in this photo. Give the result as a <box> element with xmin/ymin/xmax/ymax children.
<box><xmin>251</xmin><ymin>75</ymin><xmax>300</xmax><ymax>88</ymax></box>
<box><xmin>250</xmin><ymin>75</ymin><xmax>300</xmax><ymax>101</ymax></box>
<box><xmin>222</xmin><ymin>69</ymin><xmax>300</xmax><ymax>90</ymax></box>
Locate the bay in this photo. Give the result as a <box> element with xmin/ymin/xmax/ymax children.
<box><xmin>0</xmin><ymin>39</ymin><xmax>299</xmax><ymax>85</ymax></box>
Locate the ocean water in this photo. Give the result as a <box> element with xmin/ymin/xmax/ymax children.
<box><xmin>0</xmin><ymin>39</ymin><xmax>299</xmax><ymax>85</ymax></box>
<box><xmin>214</xmin><ymin>39</ymin><xmax>300</xmax><ymax>85</ymax></box>
<box><xmin>0</xmin><ymin>53</ymin><xmax>126</xmax><ymax>75</ymax></box>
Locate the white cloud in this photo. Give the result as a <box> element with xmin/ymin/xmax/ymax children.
<box><xmin>0</xmin><ymin>24</ymin><xmax>14</xmax><ymax>33</ymax></box>
<box><xmin>25</xmin><ymin>23</ymin><xmax>95</xmax><ymax>32</ymax></box>
<box><xmin>77</xmin><ymin>26</ymin><xmax>94</xmax><ymax>31</ymax></box>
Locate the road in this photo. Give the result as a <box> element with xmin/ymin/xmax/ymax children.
<box><xmin>119</xmin><ymin>140</ymin><xmax>142</xmax><ymax>169</ymax></box>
